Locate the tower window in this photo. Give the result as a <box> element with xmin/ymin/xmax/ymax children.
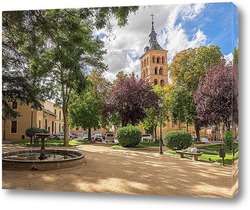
<box><xmin>157</xmin><ymin>57</ymin><xmax>160</xmax><ymax>64</ymax></box>
<box><xmin>147</xmin><ymin>57</ymin><xmax>149</xmax><ymax>65</ymax></box>
<box><xmin>154</xmin><ymin>79</ymin><xmax>158</xmax><ymax>85</ymax></box>
<box><xmin>160</xmin><ymin>80</ymin><xmax>165</xmax><ymax>87</ymax></box>
<box><xmin>155</xmin><ymin>67</ymin><xmax>158</xmax><ymax>74</ymax></box>
<box><xmin>146</xmin><ymin>68</ymin><xmax>148</xmax><ymax>76</ymax></box>
<box><xmin>152</xmin><ymin>56</ymin><xmax>155</xmax><ymax>63</ymax></box>
<box><xmin>159</xmin><ymin>67</ymin><xmax>163</xmax><ymax>75</ymax></box>
<box><xmin>144</xmin><ymin>59</ymin><xmax>146</xmax><ymax>67</ymax></box>
<box><xmin>162</xmin><ymin>56</ymin><xmax>165</xmax><ymax>64</ymax></box>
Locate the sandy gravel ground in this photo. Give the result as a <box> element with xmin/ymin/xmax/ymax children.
<box><xmin>2</xmin><ymin>143</ymin><xmax>238</xmax><ymax>198</ymax></box>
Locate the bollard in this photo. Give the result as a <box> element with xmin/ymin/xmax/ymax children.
<box><xmin>219</xmin><ymin>146</ymin><xmax>226</xmax><ymax>166</ymax></box>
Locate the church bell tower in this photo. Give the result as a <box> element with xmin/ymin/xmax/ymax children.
<box><xmin>140</xmin><ymin>14</ymin><xmax>168</xmax><ymax>86</ymax></box>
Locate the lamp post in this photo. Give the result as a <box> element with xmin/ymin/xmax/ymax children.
<box><xmin>158</xmin><ymin>98</ymin><xmax>164</xmax><ymax>154</ymax></box>
<box><xmin>30</xmin><ymin>105</ymin><xmax>34</xmax><ymax>146</ymax></box>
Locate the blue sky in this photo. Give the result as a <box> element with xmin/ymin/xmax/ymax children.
<box><xmin>96</xmin><ymin>2</ymin><xmax>238</xmax><ymax>81</ymax></box>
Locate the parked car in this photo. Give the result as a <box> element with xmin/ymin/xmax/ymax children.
<box><xmin>83</xmin><ymin>134</ymin><xmax>89</xmax><ymax>140</ymax></box>
<box><xmin>92</xmin><ymin>133</ymin><xmax>103</xmax><ymax>142</ymax></box>
<box><xmin>47</xmin><ymin>134</ymin><xmax>58</xmax><ymax>140</ymax></box>
<box><xmin>56</xmin><ymin>133</ymin><xmax>75</xmax><ymax>140</ymax></box>
<box><xmin>141</xmin><ymin>134</ymin><xmax>153</xmax><ymax>142</ymax></box>
<box><xmin>200</xmin><ymin>137</ymin><xmax>210</xmax><ymax>144</ymax></box>
<box><xmin>105</xmin><ymin>132</ymin><xmax>115</xmax><ymax>143</ymax></box>
<box><xmin>70</xmin><ymin>133</ymin><xmax>78</xmax><ymax>139</ymax></box>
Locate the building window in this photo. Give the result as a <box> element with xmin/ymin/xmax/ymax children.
<box><xmin>152</xmin><ymin>56</ymin><xmax>155</xmax><ymax>63</ymax></box>
<box><xmin>52</xmin><ymin>121</ymin><xmax>54</xmax><ymax>134</ymax></box>
<box><xmin>157</xmin><ymin>57</ymin><xmax>160</xmax><ymax>64</ymax></box>
<box><xmin>155</xmin><ymin>67</ymin><xmax>158</xmax><ymax>74</ymax></box>
<box><xmin>154</xmin><ymin>79</ymin><xmax>158</xmax><ymax>85</ymax></box>
<box><xmin>76</xmin><ymin>127</ymin><xmax>79</xmax><ymax>131</ymax></box>
<box><xmin>144</xmin><ymin>59</ymin><xmax>146</xmax><ymax>67</ymax></box>
<box><xmin>59</xmin><ymin>111</ymin><xmax>61</xmax><ymax>120</ymax></box>
<box><xmin>162</xmin><ymin>56</ymin><xmax>165</xmax><ymax>64</ymax></box>
<box><xmin>12</xmin><ymin>101</ymin><xmax>18</xmax><ymax>109</ymax></box>
<box><xmin>159</xmin><ymin>67</ymin><xmax>163</xmax><ymax>75</ymax></box>
<box><xmin>55</xmin><ymin>122</ymin><xmax>57</xmax><ymax>134</ymax></box>
<box><xmin>11</xmin><ymin>121</ymin><xmax>17</xmax><ymax>133</ymax></box>
<box><xmin>54</xmin><ymin>109</ymin><xmax>57</xmax><ymax>118</ymax></box>
<box><xmin>160</xmin><ymin>80</ymin><xmax>165</xmax><ymax>87</ymax></box>
<box><xmin>45</xmin><ymin>119</ymin><xmax>48</xmax><ymax>130</ymax></box>
<box><xmin>146</xmin><ymin>68</ymin><xmax>148</xmax><ymax>76</ymax></box>
<box><xmin>59</xmin><ymin>123</ymin><xmax>61</xmax><ymax>133</ymax></box>
<box><xmin>39</xmin><ymin>120</ymin><xmax>41</xmax><ymax>129</ymax></box>
<box><xmin>147</xmin><ymin>57</ymin><xmax>149</xmax><ymax>65</ymax></box>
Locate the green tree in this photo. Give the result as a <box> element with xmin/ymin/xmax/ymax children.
<box><xmin>2</xmin><ymin>12</ymin><xmax>43</xmax><ymax>120</ymax></box>
<box><xmin>4</xmin><ymin>7</ymin><xmax>139</xmax><ymax>146</ymax></box>
<box><xmin>69</xmin><ymin>70</ymin><xmax>111</xmax><ymax>139</ymax></box>
<box><xmin>169</xmin><ymin>46</ymin><xmax>223</xmax><ymax>140</ymax></box>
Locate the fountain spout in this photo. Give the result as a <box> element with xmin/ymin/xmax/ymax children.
<box><xmin>35</xmin><ymin>133</ymin><xmax>50</xmax><ymax>160</ymax></box>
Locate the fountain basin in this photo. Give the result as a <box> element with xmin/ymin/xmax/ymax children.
<box><xmin>2</xmin><ymin>149</ymin><xmax>86</xmax><ymax>170</ymax></box>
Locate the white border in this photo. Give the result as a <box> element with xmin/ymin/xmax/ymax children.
<box><xmin>1</xmin><ymin>0</ymin><xmax>249</xmax><ymax>210</ymax></box>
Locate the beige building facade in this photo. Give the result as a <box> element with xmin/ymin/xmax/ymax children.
<box><xmin>2</xmin><ymin>100</ymin><xmax>64</xmax><ymax>141</ymax></box>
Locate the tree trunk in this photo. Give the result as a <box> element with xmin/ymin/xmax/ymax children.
<box><xmin>154</xmin><ymin>126</ymin><xmax>157</xmax><ymax>141</ymax></box>
<box><xmin>194</xmin><ymin>123</ymin><xmax>200</xmax><ymax>141</ymax></box>
<box><xmin>63</xmin><ymin>108</ymin><xmax>69</xmax><ymax>147</ymax></box>
<box><xmin>88</xmin><ymin>127</ymin><xmax>91</xmax><ymax>140</ymax></box>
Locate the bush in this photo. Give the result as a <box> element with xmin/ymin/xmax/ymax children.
<box><xmin>163</xmin><ymin>130</ymin><xmax>192</xmax><ymax>150</ymax></box>
<box><xmin>224</xmin><ymin>130</ymin><xmax>234</xmax><ymax>151</ymax></box>
<box><xmin>117</xmin><ymin>125</ymin><xmax>141</xmax><ymax>147</ymax></box>
<box><xmin>25</xmin><ymin>127</ymin><xmax>48</xmax><ymax>137</ymax></box>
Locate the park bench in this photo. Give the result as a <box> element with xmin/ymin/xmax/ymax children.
<box><xmin>175</xmin><ymin>150</ymin><xmax>202</xmax><ymax>161</ymax></box>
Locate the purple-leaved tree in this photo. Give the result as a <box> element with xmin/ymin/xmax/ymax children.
<box><xmin>104</xmin><ymin>73</ymin><xmax>158</xmax><ymax>127</ymax></box>
<box><xmin>194</xmin><ymin>60</ymin><xmax>238</xmax><ymax>130</ymax></box>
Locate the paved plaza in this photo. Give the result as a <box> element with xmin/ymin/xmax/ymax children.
<box><xmin>2</xmin><ymin>144</ymin><xmax>238</xmax><ymax>198</ymax></box>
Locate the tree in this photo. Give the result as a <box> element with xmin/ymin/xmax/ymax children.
<box><xmin>194</xmin><ymin>60</ymin><xmax>238</xmax><ymax>130</ymax></box>
<box><xmin>2</xmin><ymin>12</ymin><xmax>43</xmax><ymax>120</ymax></box>
<box><xmin>168</xmin><ymin>46</ymin><xmax>223</xmax><ymax>140</ymax></box>
<box><xmin>4</xmin><ymin>7</ymin><xmax>139</xmax><ymax>146</ymax></box>
<box><xmin>104</xmin><ymin>73</ymin><xmax>158</xmax><ymax>127</ymax></box>
<box><xmin>69</xmin><ymin>70</ymin><xmax>111</xmax><ymax>140</ymax></box>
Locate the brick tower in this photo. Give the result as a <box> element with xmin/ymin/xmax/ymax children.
<box><xmin>140</xmin><ymin>14</ymin><xmax>168</xmax><ymax>86</ymax></box>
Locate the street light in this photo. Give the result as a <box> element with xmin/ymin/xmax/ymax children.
<box><xmin>30</xmin><ymin>105</ymin><xmax>34</xmax><ymax>146</ymax></box>
<box><xmin>158</xmin><ymin>98</ymin><xmax>164</xmax><ymax>154</ymax></box>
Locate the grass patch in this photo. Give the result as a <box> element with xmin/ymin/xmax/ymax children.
<box><xmin>111</xmin><ymin>145</ymin><xmax>124</xmax><ymax>149</ymax></box>
<box><xmin>11</xmin><ymin>139</ymin><xmax>92</xmax><ymax>147</ymax></box>
<box><xmin>165</xmin><ymin>149</ymin><xmax>238</xmax><ymax>165</ymax></box>
<box><xmin>196</xmin><ymin>143</ymin><xmax>238</xmax><ymax>153</ymax></box>
<box><xmin>199</xmin><ymin>151</ymin><xmax>239</xmax><ymax>165</ymax></box>
<box><xmin>139</xmin><ymin>142</ymin><xmax>159</xmax><ymax>147</ymax></box>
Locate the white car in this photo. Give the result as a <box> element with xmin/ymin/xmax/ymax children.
<box><xmin>200</xmin><ymin>137</ymin><xmax>210</xmax><ymax>144</ymax></box>
<box><xmin>105</xmin><ymin>132</ymin><xmax>115</xmax><ymax>143</ymax></box>
<box><xmin>141</xmin><ymin>134</ymin><xmax>153</xmax><ymax>142</ymax></box>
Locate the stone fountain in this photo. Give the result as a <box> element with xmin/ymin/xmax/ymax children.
<box><xmin>2</xmin><ymin>133</ymin><xmax>86</xmax><ymax>170</ymax></box>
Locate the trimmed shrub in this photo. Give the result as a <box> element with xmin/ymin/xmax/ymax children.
<box><xmin>25</xmin><ymin>127</ymin><xmax>48</xmax><ymax>137</ymax></box>
<box><xmin>224</xmin><ymin>129</ymin><xmax>234</xmax><ymax>151</ymax></box>
<box><xmin>163</xmin><ymin>130</ymin><xmax>192</xmax><ymax>150</ymax></box>
<box><xmin>117</xmin><ymin>125</ymin><xmax>141</xmax><ymax>147</ymax></box>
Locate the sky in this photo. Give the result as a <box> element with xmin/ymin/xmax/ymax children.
<box><xmin>95</xmin><ymin>3</ymin><xmax>239</xmax><ymax>81</ymax></box>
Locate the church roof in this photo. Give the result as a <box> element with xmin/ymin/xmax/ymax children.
<box><xmin>146</xmin><ymin>14</ymin><xmax>164</xmax><ymax>51</ymax></box>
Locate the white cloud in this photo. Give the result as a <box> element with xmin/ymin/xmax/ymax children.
<box><xmin>224</xmin><ymin>53</ymin><xmax>233</xmax><ymax>65</ymax></box>
<box><xmin>99</xmin><ymin>4</ymin><xmax>207</xmax><ymax>81</ymax></box>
